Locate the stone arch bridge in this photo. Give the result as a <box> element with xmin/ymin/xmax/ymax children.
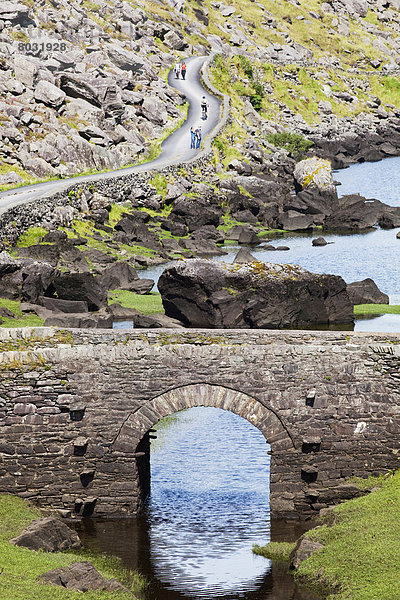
<box><xmin>0</xmin><ymin>328</ymin><xmax>399</xmax><ymax>519</ymax></box>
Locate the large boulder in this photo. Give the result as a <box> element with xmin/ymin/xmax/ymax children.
<box><xmin>21</xmin><ymin>262</ymin><xmax>57</xmax><ymax>304</ymax></box>
<box><xmin>40</xmin><ymin>297</ymin><xmax>89</xmax><ymax>313</ymax></box>
<box><xmin>38</xmin><ymin>561</ymin><xmax>131</xmax><ymax>594</ymax></box>
<box><xmin>10</xmin><ymin>517</ymin><xmax>81</xmax><ymax>552</ymax></box>
<box><xmin>158</xmin><ymin>259</ymin><xmax>354</xmax><ymax>328</ymax></box>
<box><xmin>134</xmin><ymin>313</ymin><xmax>185</xmax><ymax>328</ymax></box>
<box><xmin>48</xmin><ymin>272</ymin><xmax>107</xmax><ymax>310</ymax></box>
<box><xmin>178</xmin><ymin>238</ymin><xmax>227</xmax><ymax>257</ymax></box>
<box><xmin>44</xmin><ymin>312</ymin><xmax>113</xmax><ymax>328</ymax></box>
<box><xmin>226</xmin><ymin>225</ymin><xmax>259</xmax><ymax>244</ymax></box>
<box><xmin>233</xmin><ymin>248</ymin><xmax>257</xmax><ymax>263</ymax></box>
<box><xmin>0</xmin><ymin>2</ymin><xmax>33</xmax><ymax>25</ymax></box>
<box><xmin>97</xmin><ymin>261</ymin><xmax>139</xmax><ymax>290</ymax></box>
<box><xmin>0</xmin><ymin>256</ymin><xmax>56</xmax><ymax>302</ymax></box>
<box><xmin>0</xmin><ymin>251</ymin><xmax>20</xmax><ymax>277</ymax></box>
<box><xmin>312</xmin><ymin>237</ymin><xmax>328</xmax><ymax>247</ymax></box>
<box><xmin>293</xmin><ymin>157</ymin><xmax>339</xmax><ymax>218</ymax></box>
<box><xmin>276</xmin><ymin>210</ymin><xmax>315</xmax><ymax>231</ymax></box>
<box><xmin>34</xmin><ymin>81</ymin><xmax>66</xmax><ymax>110</ymax></box>
<box><xmin>324</xmin><ymin>195</ymin><xmax>400</xmax><ymax>231</ymax></box>
<box><xmin>169</xmin><ymin>198</ymin><xmax>221</xmax><ymax>232</ymax></box>
<box><xmin>347</xmin><ymin>278</ymin><xmax>389</xmax><ymax>305</ymax></box>
<box><xmin>17</xmin><ymin>241</ymin><xmax>89</xmax><ymax>272</ymax></box>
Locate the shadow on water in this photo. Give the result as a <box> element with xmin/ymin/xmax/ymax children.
<box><xmin>73</xmin><ymin>408</ymin><xmax>321</xmax><ymax>600</ymax></box>
<box><xmin>74</xmin><ymin>516</ymin><xmax>320</xmax><ymax>600</ymax></box>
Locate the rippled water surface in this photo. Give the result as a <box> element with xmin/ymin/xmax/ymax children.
<box><xmin>149</xmin><ymin>407</ymin><xmax>271</xmax><ymax>597</ymax></box>
<box><xmin>334</xmin><ymin>156</ymin><xmax>400</xmax><ymax>205</ymax></box>
<box><xmin>75</xmin><ymin>408</ymin><xmax>319</xmax><ymax>600</ymax></box>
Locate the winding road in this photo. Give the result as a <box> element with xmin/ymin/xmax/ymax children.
<box><xmin>0</xmin><ymin>55</ymin><xmax>221</xmax><ymax>215</ymax></box>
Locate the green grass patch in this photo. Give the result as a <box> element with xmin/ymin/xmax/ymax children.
<box><xmin>257</xmin><ymin>228</ymin><xmax>287</xmax><ymax>237</ymax></box>
<box><xmin>108</xmin><ymin>204</ymin><xmax>131</xmax><ymax>227</ymax></box>
<box><xmin>108</xmin><ymin>290</ymin><xmax>164</xmax><ymax>315</ymax></box>
<box><xmin>253</xmin><ymin>541</ymin><xmax>295</xmax><ymax>562</ymax></box>
<box><xmin>347</xmin><ymin>472</ymin><xmax>392</xmax><ymax>491</ymax></box>
<box><xmin>354</xmin><ymin>304</ymin><xmax>400</xmax><ymax>315</ymax></box>
<box><xmin>266</xmin><ymin>132</ymin><xmax>313</xmax><ymax>159</ymax></box>
<box><xmin>16</xmin><ymin>227</ymin><xmax>48</xmax><ymax>248</ymax></box>
<box><xmin>296</xmin><ymin>470</ymin><xmax>400</xmax><ymax>600</ymax></box>
<box><xmin>218</xmin><ymin>214</ymin><xmax>247</xmax><ymax>233</ymax></box>
<box><xmin>150</xmin><ymin>173</ymin><xmax>168</xmax><ymax>198</ymax></box>
<box><xmin>370</xmin><ymin>75</ymin><xmax>400</xmax><ymax>107</ymax></box>
<box><xmin>0</xmin><ymin>494</ymin><xmax>146</xmax><ymax>599</ymax></box>
<box><xmin>0</xmin><ymin>298</ymin><xmax>44</xmax><ymax>328</ymax></box>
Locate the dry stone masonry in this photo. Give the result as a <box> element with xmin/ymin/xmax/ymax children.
<box><xmin>0</xmin><ymin>327</ymin><xmax>400</xmax><ymax>520</ymax></box>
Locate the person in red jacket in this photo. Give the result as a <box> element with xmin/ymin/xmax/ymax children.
<box><xmin>181</xmin><ymin>61</ymin><xmax>187</xmax><ymax>80</ymax></box>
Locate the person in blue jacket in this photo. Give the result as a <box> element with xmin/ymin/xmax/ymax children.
<box><xmin>195</xmin><ymin>126</ymin><xmax>202</xmax><ymax>149</ymax></box>
<box><xmin>190</xmin><ymin>127</ymin><xmax>196</xmax><ymax>149</ymax></box>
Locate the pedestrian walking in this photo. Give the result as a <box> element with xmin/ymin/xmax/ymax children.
<box><xmin>195</xmin><ymin>126</ymin><xmax>202</xmax><ymax>149</ymax></box>
<box><xmin>174</xmin><ymin>62</ymin><xmax>181</xmax><ymax>79</ymax></box>
<box><xmin>190</xmin><ymin>126</ymin><xmax>196</xmax><ymax>149</ymax></box>
<box><xmin>201</xmin><ymin>96</ymin><xmax>208</xmax><ymax>119</ymax></box>
<box><xmin>181</xmin><ymin>61</ymin><xmax>187</xmax><ymax>80</ymax></box>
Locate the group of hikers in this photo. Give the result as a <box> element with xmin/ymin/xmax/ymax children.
<box><xmin>173</xmin><ymin>60</ymin><xmax>209</xmax><ymax>150</ymax></box>
<box><xmin>174</xmin><ymin>61</ymin><xmax>187</xmax><ymax>79</ymax></box>
<box><xmin>190</xmin><ymin>126</ymin><xmax>202</xmax><ymax>149</ymax></box>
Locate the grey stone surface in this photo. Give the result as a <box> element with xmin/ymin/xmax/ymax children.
<box><xmin>347</xmin><ymin>278</ymin><xmax>389</xmax><ymax>305</ymax></box>
<box><xmin>290</xmin><ymin>536</ymin><xmax>324</xmax><ymax>570</ymax></box>
<box><xmin>158</xmin><ymin>258</ymin><xmax>353</xmax><ymax>328</ymax></box>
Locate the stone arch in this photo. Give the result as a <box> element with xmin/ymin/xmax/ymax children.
<box><xmin>112</xmin><ymin>383</ymin><xmax>294</xmax><ymax>455</ymax></box>
<box><xmin>111</xmin><ymin>383</ymin><xmax>297</xmax><ymax>518</ymax></box>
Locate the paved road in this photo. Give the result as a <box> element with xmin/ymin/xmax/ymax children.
<box><xmin>0</xmin><ymin>55</ymin><xmax>220</xmax><ymax>215</ymax></box>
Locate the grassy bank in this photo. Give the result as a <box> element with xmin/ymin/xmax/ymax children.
<box><xmin>0</xmin><ymin>298</ymin><xmax>44</xmax><ymax>328</ymax></box>
<box><xmin>0</xmin><ymin>494</ymin><xmax>146</xmax><ymax>599</ymax></box>
<box><xmin>253</xmin><ymin>541</ymin><xmax>295</xmax><ymax>562</ymax></box>
<box><xmin>0</xmin><ymin>291</ymin><xmax>164</xmax><ymax>329</ymax></box>
<box><xmin>261</xmin><ymin>471</ymin><xmax>400</xmax><ymax>600</ymax></box>
<box><xmin>354</xmin><ymin>304</ymin><xmax>400</xmax><ymax>315</ymax></box>
<box><xmin>108</xmin><ymin>290</ymin><xmax>164</xmax><ymax>314</ymax></box>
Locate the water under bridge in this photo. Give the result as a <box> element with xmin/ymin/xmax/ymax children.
<box><xmin>0</xmin><ymin>327</ymin><xmax>399</xmax><ymax>519</ymax></box>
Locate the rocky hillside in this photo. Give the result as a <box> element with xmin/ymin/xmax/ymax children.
<box><xmin>2</xmin><ymin>0</ymin><xmax>400</xmax><ymax>328</ymax></box>
<box><xmin>0</xmin><ymin>0</ymin><xmax>194</xmax><ymax>186</ymax></box>
<box><xmin>2</xmin><ymin>0</ymin><xmax>400</xmax><ymax>189</ymax></box>
<box><xmin>204</xmin><ymin>0</ymin><xmax>400</xmax><ymax>172</ymax></box>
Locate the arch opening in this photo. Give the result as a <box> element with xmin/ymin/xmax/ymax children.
<box><xmin>144</xmin><ymin>405</ymin><xmax>272</xmax><ymax>597</ymax></box>
<box><xmin>112</xmin><ymin>384</ymin><xmax>296</xmax><ymax>518</ymax></box>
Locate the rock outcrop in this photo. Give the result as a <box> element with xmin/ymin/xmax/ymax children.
<box><xmin>158</xmin><ymin>258</ymin><xmax>354</xmax><ymax>328</ymax></box>
<box><xmin>347</xmin><ymin>278</ymin><xmax>389</xmax><ymax>305</ymax></box>
<box><xmin>324</xmin><ymin>195</ymin><xmax>400</xmax><ymax>231</ymax></box>
<box><xmin>290</xmin><ymin>536</ymin><xmax>324</xmax><ymax>571</ymax></box>
<box><xmin>10</xmin><ymin>517</ymin><xmax>81</xmax><ymax>552</ymax></box>
<box><xmin>38</xmin><ymin>561</ymin><xmax>132</xmax><ymax>595</ymax></box>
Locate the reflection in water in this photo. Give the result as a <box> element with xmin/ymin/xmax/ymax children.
<box><xmin>148</xmin><ymin>407</ymin><xmax>270</xmax><ymax>597</ymax></box>
<box><xmin>355</xmin><ymin>313</ymin><xmax>400</xmax><ymax>332</ymax></box>
<box><xmin>74</xmin><ymin>407</ymin><xmax>320</xmax><ymax>600</ymax></box>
